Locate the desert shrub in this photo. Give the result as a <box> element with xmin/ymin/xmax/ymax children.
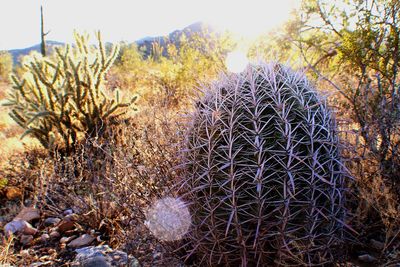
<box><xmin>0</xmin><ymin>148</ymin><xmax>47</xmax><ymax>202</ymax></box>
<box><xmin>289</xmin><ymin>0</ymin><xmax>400</xmax><ymax>256</ymax></box>
<box><xmin>4</xmin><ymin>32</ymin><xmax>137</xmax><ymax>153</ymax></box>
<box><xmin>181</xmin><ymin>63</ymin><xmax>349</xmax><ymax>266</ymax></box>
<box><xmin>148</xmin><ymin>32</ymin><xmax>233</xmax><ymax>107</ymax></box>
<box><xmin>0</xmin><ymin>51</ymin><xmax>13</xmax><ymax>81</ymax></box>
<box><xmin>111</xmin><ymin>29</ymin><xmax>234</xmax><ymax>108</ymax></box>
<box><xmin>37</xmin><ymin>104</ymin><xmax>186</xmax><ymax>263</ymax></box>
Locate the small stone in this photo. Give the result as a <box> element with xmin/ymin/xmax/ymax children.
<box><xmin>152</xmin><ymin>252</ymin><xmax>162</xmax><ymax>260</ymax></box>
<box><xmin>15</xmin><ymin>207</ymin><xmax>40</xmax><ymax>222</ymax></box>
<box><xmin>81</xmin><ymin>255</ymin><xmax>110</xmax><ymax>267</ymax></box>
<box><xmin>358</xmin><ymin>254</ymin><xmax>377</xmax><ymax>263</ymax></box>
<box><xmin>23</xmin><ymin>223</ymin><xmax>38</xmax><ymax>235</ymax></box>
<box><xmin>74</xmin><ymin>245</ymin><xmax>131</xmax><ymax>267</ymax></box>
<box><xmin>5</xmin><ymin>186</ymin><xmax>22</xmax><ymax>200</ymax></box>
<box><xmin>57</xmin><ymin>220</ymin><xmax>75</xmax><ymax>233</ymax></box>
<box><xmin>64</xmin><ymin>229</ymin><xmax>77</xmax><ymax>236</ymax></box>
<box><xmin>4</xmin><ymin>220</ymin><xmax>37</xmax><ymax>237</ymax></box>
<box><xmin>20</xmin><ymin>234</ymin><xmax>33</xmax><ymax>245</ymax></box>
<box><xmin>128</xmin><ymin>256</ymin><xmax>141</xmax><ymax>267</ymax></box>
<box><xmin>49</xmin><ymin>230</ymin><xmax>60</xmax><ymax>239</ymax></box>
<box><xmin>60</xmin><ymin>235</ymin><xmax>77</xmax><ymax>244</ymax></box>
<box><xmin>30</xmin><ymin>261</ymin><xmax>53</xmax><ymax>267</ymax></box>
<box><xmin>20</xmin><ymin>249</ymin><xmax>30</xmax><ymax>257</ymax></box>
<box><xmin>44</xmin><ymin>217</ymin><xmax>61</xmax><ymax>226</ymax></box>
<box><xmin>68</xmin><ymin>234</ymin><xmax>95</xmax><ymax>248</ymax></box>
<box><xmin>65</xmin><ymin>213</ymin><xmax>79</xmax><ymax>222</ymax></box>
<box><xmin>63</xmin><ymin>209</ymin><xmax>74</xmax><ymax>216</ymax></box>
<box><xmin>40</xmin><ymin>233</ymin><xmax>50</xmax><ymax>242</ymax></box>
<box><xmin>0</xmin><ymin>217</ymin><xmax>7</xmax><ymax>228</ymax></box>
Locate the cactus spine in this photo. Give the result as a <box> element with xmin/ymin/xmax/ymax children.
<box><xmin>182</xmin><ymin>63</ymin><xmax>348</xmax><ymax>266</ymax></box>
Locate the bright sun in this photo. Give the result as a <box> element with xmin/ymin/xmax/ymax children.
<box><xmin>225</xmin><ymin>51</ymin><xmax>249</xmax><ymax>73</ymax></box>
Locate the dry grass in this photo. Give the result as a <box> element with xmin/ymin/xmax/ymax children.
<box><xmin>22</xmin><ymin>102</ymin><xmax>188</xmax><ymax>264</ymax></box>
<box><xmin>0</xmin><ymin>235</ymin><xmax>16</xmax><ymax>266</ymax></box>
<box><xmin>0</xmin><ymin>81</ymin><xmax>39</xmax><ymax>164</ymax></box>
<box><xmin>339</xmin><ymin>121</ymin><xmax>400</xmax><ymax>263</ymax></box>
<box><xmin>0</xmin><ymin>66</ymin><xmax>399</xmax><ymax>265</ymax></box>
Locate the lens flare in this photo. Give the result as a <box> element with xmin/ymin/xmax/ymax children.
<box><xmin>225</xmin><ymin>51</ymin><xmax>248</xmax><ymax>73</ymax></box>
<box><xmin>144</xmin><ymin>197</ymin><xmax>191</xmax><ymax>241</ymax></box>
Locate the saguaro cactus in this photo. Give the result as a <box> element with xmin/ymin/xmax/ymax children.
<box><xmin>182</xmin><ymin>63</ymin><xmax>348</xmax><ymax>266</ymax></box>
<box><xmin>5</xmin><ymin>32</ymin><xmax>136</xmax><ymax>152</ymax></box>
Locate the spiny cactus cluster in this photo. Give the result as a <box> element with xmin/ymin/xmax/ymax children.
<box><xmin>182</xmin><ymin>63</ymin><xmax>348</xmax><ymax>266</ymax></box>
<box><xmin>5</xmin><ymin>32</ymin><xmax>136</xmax><ymax>152</ymax></box>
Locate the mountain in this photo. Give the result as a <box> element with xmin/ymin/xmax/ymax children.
<box><xmin>7</xmin><ymin>22</ymin><xmax>214</xmax><ymax>64</ymax></box>
<box><xmin>135</xmin><ymin>22</ymin><xmax>213</xmax><ymax>57</ymax></box>
<box><xmin>8</xmin><ymin>41</ymin><xmax>65</xmax><ymax>64</ymax></box>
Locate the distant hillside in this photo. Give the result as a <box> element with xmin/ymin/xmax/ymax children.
<box><xmin>8</xmin><ymin>41</ymin><xmax>65</xmax><ymax>64</ymax></box>
<box><xmin>7</xmin><ymin>22</ymin><xmax>214</xmax><ymax>64</ymax></box>
<box><xmin>136</xmin><ymin>22</ymin><xmax>214</xmax><ymax>58</ymax></box>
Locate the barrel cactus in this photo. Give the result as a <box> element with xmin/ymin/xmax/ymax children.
<box><xmin>182</xmin><ymin>63</ymin><xmax>348</xmax><ymax>266</ymax></box>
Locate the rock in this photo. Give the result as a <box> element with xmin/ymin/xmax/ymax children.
<box><xmin>64</xmin><ymin>229</ymin><xmax>77</xmax><ymax>236</ymax></box>
<box><xmin>57</xmin><ymin>220</ymin><xmax>75</xmax><ymax>233</ymax></box>
<box><xmin>23</xmin><ymin>223</ymin><xmax>38</xmax><ymax>235</ymax></box>
<box><xmin>0</xmin><ymin>216</ymin><xmax>7</xmax><ymax>228</ymax></box>
<box><xmin>30</xmin><ymin>261</ymin><xmax>53</xmax><ymax>267</ymax></box>
<box><xmin>64</xmin><ymin>213</ymin><xmax>79</xmax><ymax>222</ymax></box>
<box><xmin>49</xmin><ymin>230</ymin><xmax>60</xmax><ymax>239</ymax></box>
<box><xmin>15</xmin><ymin>207</ymin><xmax>40</xmax><ymax>222</ymax></box>
<box><xmin>63</xmin><ymin>209</ymin><xmax>74</xmax><ymax>216</ymax></box>
<box><xmin>5</xmin><ymin>186</ymin><xmax>22</xmax><ymax>200</ymax></box>
<box><xmin>370</xmin><ymin>239</ymin><xmax>385</xmax><ymax>250</ymax></box>
<box><xmin>129</xmin><ymin>256</ymin><xmax>141</xmax><ymax>267</ymax></box>
<box><xmin>73</xmin><ymin>245</ymin><xmax>137</xmax><ymax>267</ymax></box>
<box><xmin>78</xmin><ymin>255</ymin><xmax>111</xmax><ymax>267</ymax></box>
<box><xmin>153</xmin><ymin>252</ymin><xmax>162</xmax><ymax>260</ymax></box>
<box><xmin>4</xmin><ymin>220</ymin><xmax>37</xmax><ymax>237</ymax></box>
<box><xmin>20</xmin><ymin>234</ymin><xmax>34</xmax><ymax>245</ymax></box>
<box><xmin>40</xmin><ymin>233</ymin><xmax>50</xmax><ymax>242</ymax></box>
<box><xmin>68</xmin><ymin>234</ymin><xmax>95</xmax><ymax>248</ymax></box>
<box><xmin>60</xmin><ymin>235</ymin><xmax>77</xmax><ymax>244</ymax></box>
<box><xmin>20</xmin><ymin>249</ymin><xmax>31</xmax><ymax>257</ymax></box>
<box><xmin>44</xmin><ymin>217</ymin><xmax>61</xmax><ymax>226</ymax></box>
<box><xmin>358</xmin><ymin>254</ymin><xmax>377</xmax><ymax>263</ymax></box>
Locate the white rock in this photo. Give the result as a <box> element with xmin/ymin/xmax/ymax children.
<box><xmin>60</xmin><ymin>235</ymin><xmax>77</xmax><ymax>244</ymax></box>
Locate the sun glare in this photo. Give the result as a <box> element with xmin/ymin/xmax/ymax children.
<box><xmin>0</xmin><ymin>0</ymin><xmax>300</xmax><ymax>50</ymax></box>
<box><xmin>226</xmin><ymin>51</ymin><xmax>249</xmax><ymax>73</ymax></box>
<box><xmin>204</xmin><ymin>0</ymin><xmax>300</xmax><ymax>39</ymax></box>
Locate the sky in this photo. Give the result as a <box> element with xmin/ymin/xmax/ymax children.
<box><xmin>0</xmin><ymin>0</ymin><xmax>300</xmax><ymax>50</ymax></box>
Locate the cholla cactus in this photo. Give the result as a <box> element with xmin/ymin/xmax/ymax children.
<box><xmin>182</xmin><ymin>63</ymin><xmax>348</xmax><ymax>266</ymax></box>
<box><xmin>5</xmin><ymin>32</ymin><xmax>136</xmax><ymax>152</ymax></box>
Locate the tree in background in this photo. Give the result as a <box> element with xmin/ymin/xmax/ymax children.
<box><xmin>0</xmin><ymin>51</ymin><xmax>13</xmax><ymax>81</ymax></box>
<box><xmin>112</xmin><ymin>28</ymin><xmax>235</xmax><ymax>108</ymax></box>
<box><xmin>150</xmin><ymin>31</ymin><xmax>233</xmax><ymax>106</ymax></box>
<box><xmin>283</xmin><ymin>0</ymin><xmax>400</xmax><ymax>251</ymax></box>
